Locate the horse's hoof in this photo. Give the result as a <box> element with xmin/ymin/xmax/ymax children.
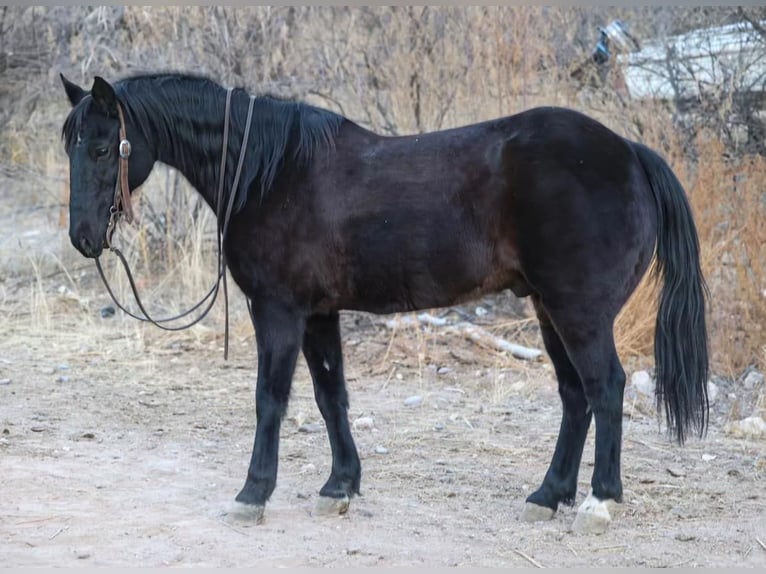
<box><xmin>571</xmin><ymin>491</ymin><xmax>621</xmax><ymax>535</ymax></box>
<box><xmin>225</xmin><ymin>502</ymin><xmax>266</xmax><ymax>525</ymax></box>
<box><xmin>520</xmin><ymin>502</ymin><xmax>556</xmax><ymax>522</ymax></box>
<box><xmin>314</xmin><ymin>495</ymin><xmax>350</xmax><ymax>516</ymax></box>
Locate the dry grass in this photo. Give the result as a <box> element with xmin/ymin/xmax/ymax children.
<box><xmin>615</xmin><ymin>271</ymin><xmax>659</xmax><ymax>363</ymax></box>
<box><xmin>691</xmin><ymin>137</ymin><xmax>766</xmax><ymax>375</ymax></box>
<box><xmin>1</xmin><ymin>6</ymin><xmax>765</xmax><ymax>384</ymax></box>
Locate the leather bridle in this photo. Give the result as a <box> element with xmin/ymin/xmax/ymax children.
<box><xmin>95</xmin><ymin>87</ymin><xmax>255</xmax><ymax>359</ymax></box>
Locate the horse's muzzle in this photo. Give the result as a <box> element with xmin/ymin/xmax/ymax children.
<box><xmin>71</xmin><ymin>232</ymin><xmax>103</xmax><ymax>259</ymax></box>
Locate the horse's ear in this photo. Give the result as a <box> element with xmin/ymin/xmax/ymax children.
<box><xmin>60</xmin><ymin>73</ymin><xmax>87</xmax><ymax>107</ymax></box>
<box><xmin>91</xmin><ymin>76</ymin><xmax>118</xmax><ymax>115</ymax></box>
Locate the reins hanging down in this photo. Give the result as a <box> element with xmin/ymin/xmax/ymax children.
<box><xmin>95</xmin><ymin>88</ymin><xmax>256</xmax><ymax>359</ymax></box>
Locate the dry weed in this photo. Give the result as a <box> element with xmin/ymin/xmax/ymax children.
<box><xmin>1</xmin><ymin>6</ymin><xmax>764</xmax><ymax>382</ymax></box>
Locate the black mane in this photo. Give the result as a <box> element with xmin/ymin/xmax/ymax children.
<box><xmin>62</xmin><ymin>72</ymin><xmax>345</xmax><ymax>212</ymax></box>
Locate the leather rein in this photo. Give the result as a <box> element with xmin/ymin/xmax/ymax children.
<box><xmin>95</xmin><ymin>88</ymin><xmax>255</xmax><ymax>359</ymax></box>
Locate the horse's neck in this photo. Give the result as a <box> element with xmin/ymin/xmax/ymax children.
<box><xmin>148</xmin><ymin>91</ymin><xmax>237</xmax><ymax>212</ymax></box>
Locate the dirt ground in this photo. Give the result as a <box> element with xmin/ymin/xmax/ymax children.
<box><xmin>1</xmin><ymin>192</ymin><xmax>765</xmax><ymax>568</ymax></box>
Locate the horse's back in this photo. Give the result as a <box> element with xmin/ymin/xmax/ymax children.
<box><xmin>231</xmin><ymin>106</ymin><xmax>657</xmax><ymax>317</ymax></box>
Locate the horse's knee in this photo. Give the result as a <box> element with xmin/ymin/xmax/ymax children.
<box><xmin>255</xmin><ymin>390</ymin><xmax>290</xmax><ymax>421</ymax></box>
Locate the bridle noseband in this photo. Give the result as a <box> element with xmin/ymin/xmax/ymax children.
<box><xmin>95</xmin><ymin>88</ymin><xmax>255</xmax><ymax>359</ymax></box>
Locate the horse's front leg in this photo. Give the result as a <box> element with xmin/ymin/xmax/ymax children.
<box><xmin>234</xmin><ymin>299</ymin><xmax>304</xmax><ymax>522</ymax></box>
<box><xmin>302</xmin><ymin>312</ymin><xmax>361</xmax><ymax>515</ymax></box>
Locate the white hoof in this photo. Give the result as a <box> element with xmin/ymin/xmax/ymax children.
<box><xmin>520</xmin><ymin>502</ymin><xmax>556</xmax><ymax>522</ymax></box>
<box><xmin>225</xmin><ymin>502</ymin><xmax>265</xmax><ymax>525</ymax></box>
<box><xmin>314</xmin><ymin>495</ymin><xmax>350</xmax><ymax>516</ymax></box>
<box><xmin>571</xmin><ymin>490</ymin><xmax>621</xmax><ymax>535</ymax></box>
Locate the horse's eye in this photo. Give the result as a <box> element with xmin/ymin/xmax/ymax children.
<box><xmin>95</xmin><ymin>147</ymin><xmax>109</xmax><ymax>158</ymax></box>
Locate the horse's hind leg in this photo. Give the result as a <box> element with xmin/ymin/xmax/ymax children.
<box><xmin>521</xmin><ymin>295</ymin><xmax>592</xmax><ymax>522</ymax></box>
<box><xmin>570</xmin><ymin>334</ymin><xmax>625</xmax><ymax>534</ymax></box>
<box><xmin>302</xmin><ymin>312</ymin><xmax>361</xmax><ymax>515</ymax></box>
<box><xmin>544</xmin><ymin>300</ymin><xmax>626</xmax><ymax>534</ymax></box>
<box><xmin>234</xmin><ymin>299</ymin><xmax>303</xmax><ymax>522</ymax></box>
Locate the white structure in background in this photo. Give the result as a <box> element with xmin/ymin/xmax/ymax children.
<box><xmin>618</xmin><ymin>19</ymin><xmax>766</xmax><ymax>102</ymax></box>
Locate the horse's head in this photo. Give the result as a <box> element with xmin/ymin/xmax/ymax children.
<box><xmin>60</xmin><ymin>75</ymin><xmax>153</xmax><ymax>258</ymax></box>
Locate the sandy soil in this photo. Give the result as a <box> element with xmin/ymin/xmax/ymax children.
<box><xmin>0</xmin><ymin>303</ymin><xmax>764</xmax><ymax>567</ymax></box>
<box><xmin>0</xmin><ymin>187</ymin><xmax>764</xmax><ymax>567</ymax></box>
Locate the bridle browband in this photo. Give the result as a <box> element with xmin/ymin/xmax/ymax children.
<box><xmin>95</xmin><ymin>87</ymin><xmax>255</xmax><ymax>359</ymax></box>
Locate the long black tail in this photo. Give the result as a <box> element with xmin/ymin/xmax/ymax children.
<box><xmin>632</xmin><ymin>142</ymin><xmax>709</xmax><ymax>444</ymax></box>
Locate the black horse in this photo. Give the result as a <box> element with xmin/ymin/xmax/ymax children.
<box><xmin>60</xmin><ymin>73</ymin><xmax>708</xmax><ymax>533</ymax></box>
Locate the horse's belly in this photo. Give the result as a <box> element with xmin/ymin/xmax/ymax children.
<box><xmin>342</xmin><ymin>229</ymin><xmax>524</xmax><ymax>314</ymax></box>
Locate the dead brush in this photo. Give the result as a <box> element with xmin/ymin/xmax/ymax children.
<box><xmin>688</xmin><ymin>136</ymin><xmax>766</xmax><ymax>375</ymax></box>
<box><xmin>3</xmin><ymin>5</ymin><xmax>765</xmax><ymax>379</ymax></box>
<box><xmin>606</xmin><ymin>110</ymin><xmax>766</xmax><ymax>376</ymax></box>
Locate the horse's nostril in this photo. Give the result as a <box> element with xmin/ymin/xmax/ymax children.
<box><xmin>79</xmin><ymin>236</ymin><xmax>93</xmax><ymax>255</ymax></box>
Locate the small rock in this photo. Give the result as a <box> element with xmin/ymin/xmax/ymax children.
<box><xmin>707</xmin><ymin>381</ymin><xmax>719</xmax><ymax>405</ymax></box>
<box><xmin>75</xmin><ymin>551</ymin><xmax>91</xmax><ymax>560</ymax></box>
<box><xmin>437</xmin><ymin>367</ymin><xmax>453</xmax><ymax>375</ymax></box>
<box><xmin>675</xmin><ymin>533</ymin><xmax>696</xmax><ymax>542</ymax></box>
<box><xmin>56</xmin><ymin>375</ymin><xmax>70</xmax><ymax>383</ymax></box>
<box><xmin>30</xmin><ymin>427</ymin><xmax>46</xmax><ymax>433</ymax></box>
<box><xmin>298</xmin><ymin>423</ymin><xmax>322</xmax><ymax>434</ymax></box>
<box><xmin>743</xmin><ymin>371</ymin><xmax>764</xmax><ymax>390</ymax></box>
<box><xmin>353</xmin><ymin>417</ymin><xmax>374</xmax><ymax>431</ymax></box>
<box><xmin>57</xmin><ymin>364</ymin><xmax>70</xmax><ymax>371</ymax></box>
<box><xmin>631</xmin><ymin>370</ymin><xmax>654</xmax><ymax>397</ymax></box>
<box><xmin>291</xmin><ymin>411</ymin><xmax>308</xmax><ymax>428</ymax></box>
<box><xmin>433</xmin><ymin>422</ymin><xmax>444</xmax><ymax>431</ymax></box>
<box><xmin>374</xmin><ymin>445</ymin><xmax>388</xmax><ymax>454</ymax></box>
<box><xmin>701</xmin><ymin>454</ymin><xmax>716</xmax><ymax>462</ymax></box>
<box><xmin>100</xmin><ymin>305</ymin><xmax>116</xmax><ymax>319</ymax></box>
<box><xmin>82</xmin><ymin>432</ymin><xmax>95</xmax><ymax>439</ymax></box>
<box><xmin>404</xmin><ymin>395</ymin><xmax>423</xmax><ymax>408</ymax></box>
<box><xmin>726</xmin><ymin>416</ymin><xmax>766</xmax><ymax>439</ymax></box>
<box><xmin>395</xmin><ymin>373</ymin><xmax>403</xmax><ymax>381</ymax></box>
<box><xmin>474</xmin><ymin>306</ymin><xmax>487</xmax><ymax>317</ymax></box>
<box><xmin>0</xmin><ymin>378</ymin><xmax>10</xmax><ymax>385</ymax></box>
